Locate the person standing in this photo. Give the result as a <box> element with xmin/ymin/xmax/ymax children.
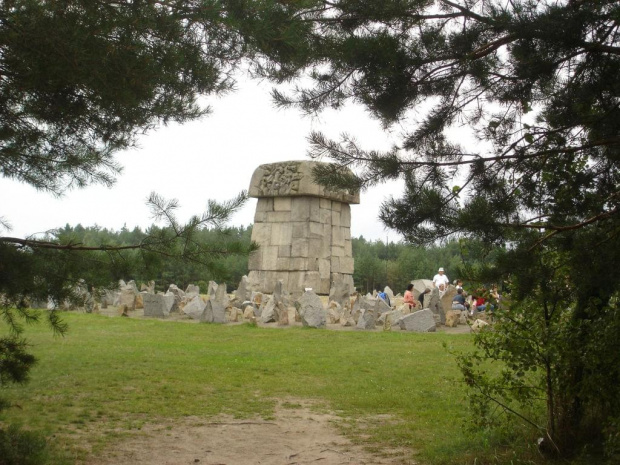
<box><xmin>403</xmin><ymin>283</ymin><xmax>417</xmax><ymax>310</ymax></box>
<box><xmin>433</xmin><ymin>267</ymin><xmax>450</xmax><ymax>296</ymax></box>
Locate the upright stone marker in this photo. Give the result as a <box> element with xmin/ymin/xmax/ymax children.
<box><xmin>248</xmin><ymin>161</ymin><xmax>360</xmax><ymax>294</ymax></box>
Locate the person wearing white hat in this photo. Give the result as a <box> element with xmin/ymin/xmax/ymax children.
<box><xmin>432</xmin><ymin>267</ymin><xmax>450</xmax><ymax>297</ymax></box>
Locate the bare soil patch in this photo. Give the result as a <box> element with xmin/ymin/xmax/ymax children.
<box><xmin>86</xmin><ymin>400</ymin><xmax>415</xmax><ymax>465</ymax></box>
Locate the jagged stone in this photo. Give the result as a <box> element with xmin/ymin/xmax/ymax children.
<box><xmin>298</xmin><ymin>290</ymin><xmax>326</xmax><ymax>328</ymax></box>
<box><xmin>445</xmin><ymin>310</ymin><xmax>460</xmax><ymax>327</ymax></box>
<box><xmin>260</xmin><ymin>296</ymin><xmax>277</xmax><ymax>323</ymax></box>
<box><xmin>183</xmin><ymin>296</ymin><xmax>206</xmax><ymax>320</ymax></box>
<box><xmin>427</xmin><ymin>287</ymin><xmax>445</xmax><ymax>325</ymax></box>
<box><xmin>234</xmin><ymin>276</ymin><xmax>252</xmax><ymax>303</ymax></box>
<box><xmin>356</xmin><ymin>307</ymin><xmax>377</xmax><ymax>330</ymax></box>
<box><xmin>397</xmin><ymin>309</ymin><xmax>437</xmax><ymax>332</ymax></box>
<box><xmin>377</xmin><ymin>310</ymin><xmax>404</xmax><ymax>327</ymax></box>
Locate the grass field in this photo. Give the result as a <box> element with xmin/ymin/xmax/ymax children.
<box><xmin>0</xmin><ymin>312</ymin><xmax>543</xmax><ymax>464</ymax></box>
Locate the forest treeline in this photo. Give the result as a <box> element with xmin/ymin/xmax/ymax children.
<box><xmin>55</xmin><ymin>223</ymin><xmax>499</xmax><ymax>294</ymax></box>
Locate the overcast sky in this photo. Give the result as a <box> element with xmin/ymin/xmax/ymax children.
<box><xmin>0</xmin><ymin>76</ymin><xmax>407</xmax><ymax>242</ymax></box>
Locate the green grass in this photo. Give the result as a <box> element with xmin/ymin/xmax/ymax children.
<box><xmin>1</xmin><ymin>313</ymin><xmax>543</xmax><ymax>464</ymax></box>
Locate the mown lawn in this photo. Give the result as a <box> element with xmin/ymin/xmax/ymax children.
<box><xmin>1</xmin><ymin>312</ymin><xmax>542</xmax><ymax>464</ymax></box>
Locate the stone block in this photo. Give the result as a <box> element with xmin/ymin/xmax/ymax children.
<box><xmin>318</xmin><ymin>259</ymin><xmax>331</xmax><ymax>279</ymax></box>
<box><xmin>340</xmin><ymin>256</ymin><xmax>354</xmax><ymax>274</ymax></box>
<box><xmin>251</xmin><ymin>223</ymin><xmax>272</xmax><ymax>245</ymax></box>
<box><xmin>309</xmin><ymin>221</ymin><xmax>324</xmax><ymax>239</ymax></box>
<box><xmin>340</xmin><ymin>204</ymin><xmax>351</xmax><ymax>225</ymax></box>
<box><xmin>253</xmin><ymin>211</ymin><xmax>266</xmax><ymax>223</ymax></box>
<box><xmin>256</xmin><ymin>198</ymin><xmax>274</xmax><ymax>212</ymax></box>
<box><xmin>273</xmin><ymin>197</ymin><xmax>292</xmax><ymax>211</ymax></box>
<box><xmin>320</xmin><ymin>237</ymin><xmax>331</xmax><ymax>259</ymax></box>
<box><xmin>332</xmin><ymin>226</ymin><xmax>345</xmax><ymax>247</ymax></box>
<box><xmin>320</xmin><ymin>207</ymin><xmax>332</xmax><ymax>224</ymax></box>
<box><xmin>291</xmin><ymin>197</ymin><xmax>311</xmax><ymax>221</ymax></box>
<box><xmin>292</xmin><ymin>222</ymin><xmax>310</xmax><ymax>239</ymax></box>
<box><xmin>290</xmin><ymin>258</ymin><xmax>308</xmax><ymax>271</ymax></box>
<box><xmin>291</xmin><ymin>238</ymin><xmax>309</xmax><ymax>258</ymax></box>
<box><xmin>143</xmin><ymin>294</ymin><xmax>170</xmax><ymax>318</ymax></box>
<box><xmin>271</xmin><ymin>223</ymin><xmax>292</xmax><ymax>245</ymax></box>
<box><xmin>262</xmin><ymin>246</ymin><xmax>279</xmax><ymax>270</ymax></box>
<box><xmin>278</xmin><ymin>245</ymin><xmax>291</xmax><ymax>257</ymax></box>
<box><xmin>248</xmin><ymin>249</ymin><xmax>262</xmax><ymax>270</ymax></box>
<box><xmin>276</xmin><ymin>257</ymin><xmax>290</xmax><ymax>270</ymax></box>
<box><xmin>309</xmin><ymin>197</ymin><xmax>321</xmax><ymax>222</ymax></box>
<box><xmin>320</xmin><ymin>198</ymin><xmax>331</xmax><ymax>209</ymax></box>
<box><xmin>332</xmin><ymin>210</ymin><xmax>341</xmax><ymax>226</ymax></box>
<box><xmin>309</xmin><ymin>238</ymin><xmax>323</xmax><ymax>258</ymax></box>
<box><xmin>331</xmin><ymin>246</ymin><xmax>344</xmax><ymax>257</ymax></box>
<box><xmin>331</xmin><ymin>256</ymin><xmax>340</xmax><ymax>273</ymax></box>
<box><xmin>345</xmin><ymin>240</ymin><xmax>353</xmax><ymax>256</ymax></box>
<box><xmin>320</xmin><ymin>278</ymin><xmax>331</xmax><ymax>295</ymax></box>
<box><xmin>307</xmin><ymin>258</ymin><xmax>319</xmax><ymax>271</ymax></box>
<box><xmin>266</xmin><ymin>211</ymin><xmax>291</xmax><ymax>223</ymax></box>
<box><xmin>344</xmin><ymin>227</ymin><xmax>351</xmax><ymax>240</ymax></box>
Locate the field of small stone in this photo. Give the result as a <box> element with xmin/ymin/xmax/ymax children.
<box><xmin>1</xmin><ymin>311</ymin><xmax>541</xmax><ymax>465</ymax></box>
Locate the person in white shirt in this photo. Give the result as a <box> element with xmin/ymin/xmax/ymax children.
<box><xmin>433</xmin><ymin>267</ymin><xmax>450</xmax><ymax>296</ymax></box>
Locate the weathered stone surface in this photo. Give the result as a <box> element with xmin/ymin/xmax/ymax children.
<box><xmin>143</xmin><ymin>294</ymin><xmax>170</xmax><ymax>318</ymax></box>
<box><xmin>340</xmin><ymin>306</ymin><xmax>356</xmax><ymax>326</ymax></box>
<box><xmin>298</xmin><ymin>290</ymin><xmax>326</xmax><ymax>328</ymax></box>
<box><xmin>377</xmin><ymin>310</ymin><xmax>404</xmax><ymax>327</ymax></box>
<box><xmin>234</xmin><ymin>276</ymin><xmax>252</xmax><ymax>303</ymax></box>
<box><xmin>183</xmin><ymin>296</ymin><xmax>206</xmax><ymax>320</ymax></box>
<box><xmin>441</xmin><ymin>286</ymin><xmax>458</xmax><ymax>315</ymax></box>
<box><xmin>214</xmin><ymin>283</ymin><xmax>230</xmax><ymax>309</ymax></box>
<box><xmin>185</xmin><ymin>284</ymin><xmax>200</xmax><ymax>295</ymax></box>
<box><xmin>327</xmin><ymin>302</ymin><xmax>342</xmax><ymax>324</ymax></box>
<box><xmin>397</xmin><ymin>309</ymin><xmax>437</xmax><ymax>332</ymax></box>
<box><xmin>356</xmin><ymin>307</ymin><xmax>377</xmax><ymax>330</ymax></box>
<box><xmin>427</xmin><ymin>287</ymin><xmax>445</xmax><ymax>325</ymax></box>
<box><xmin>328</xmin><ymin>278</ymin><xmax>351</xmax><ymax>309</ymax></box>
<box><xmin>201</xmin><ymin>300</ymin><xmax>227</xmax><ymax>324</ymax></box>
<box><xmin>260</xmin><ymin>296</ymin><xmax>277</xmax><ymax>323</ymax></box>
<box><xmin>249</xmin><ymin>161</ymin><xmax>360</xmax><ymax>204</ymax></box>
<box><xmin>384</xmin><ymin>286</ymin><xmax>395</xmax><ymax>303</ymax></box>
<box><xmin>277</xmin><ymin>302</ymin><xmax>289</xmax><ymax>326</ymax></box>
<box><xmin>273</xmin><ymin>279</ymin><xmax>290</xmax><ymax>307</ymax></box>
<box><xmin>248</xmin><ymin>161</ymin><xmax>358</xmax><ymax>295</ymax></box>
<box><xmin>119</xmin><ymin>289</ymin><xmax>136</xmax><ymax>311</ymax></box>
<box><xmin>411</xmin><ymin>279</ymin><xmax>434</xmax><ymax>295</ymax></box>
<box><xmin>243</xmin><ymin>305</ymin><xmax>255</xmax><ymax>320</ymax></box>
<box><xmin>162</xmin><ymin>292</ymin><xmax>175</xmax><ymax>313</ymax></box>
<box><xmin>376</xmin><ymin>297</ymin><xmax>392</xmax><ymax>314</ymax></box>
<box><xmin>135</xmin><ymin>292</ymin><xmax>144</xmax><ymax>309</ymax></box>
<box><xmin>227</xmin><ymin>307</ymin><xmax>243</xmax><ymax>322</ymax></box>
<box><xmin>471</xmin><ymin>319</ymin><xmax>489</xmax><ymax>332</ymax></box>
<box><xmin>141</xmin><ymin>280</ymin><xmax>155</xmax><ymax>294</ymax></box>
<box><xmin>207</xmin><ymin>281</ymin><xmax>218</xmax><ymax>297</ymax></box>
<box><xmin>445</xmin><ymin>310</ymin><xmax>460</xmax><ymax>327</ymax></box>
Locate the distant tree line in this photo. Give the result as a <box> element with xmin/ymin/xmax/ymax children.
<box><xmin>56</xmin><ymin>223</ymin><xmax>499</xmax><ymax>295</ymax></box>
<box><xmin>52</xmin><ymin>223</ymin><xmax>253</xmax><ymax>293</ymax></box>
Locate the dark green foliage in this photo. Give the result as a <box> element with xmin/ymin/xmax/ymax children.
<box><xmin>236</xmin><ymin>0</ymin><xmax>620</xmax><ymax>458</ymax></box>
<box><xmin>0</xmin><ymin>424</ymin><xmax>49</xmax><ymax>465</ymax></box>
<box><xmin>0</xmin><ymin>0</ymin><xmax>244</xmax><ymax>194</ymax></box>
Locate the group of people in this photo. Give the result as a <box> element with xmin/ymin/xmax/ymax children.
<box><xmin>401</xmin><ymin>267</ymin><xmax>499</xmax><ymax>317</ymax></box>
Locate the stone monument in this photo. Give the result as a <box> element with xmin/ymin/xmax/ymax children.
<box><xmin>247</xmin><ymin>160</ymin><xmax>359</xmax><ymax>294</ymax></box>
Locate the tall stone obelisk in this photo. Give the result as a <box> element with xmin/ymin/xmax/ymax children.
<box><xmin>247</xmin><ymin>161</ymin><xmax>359</xmax><ymax>295</ymax></box>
